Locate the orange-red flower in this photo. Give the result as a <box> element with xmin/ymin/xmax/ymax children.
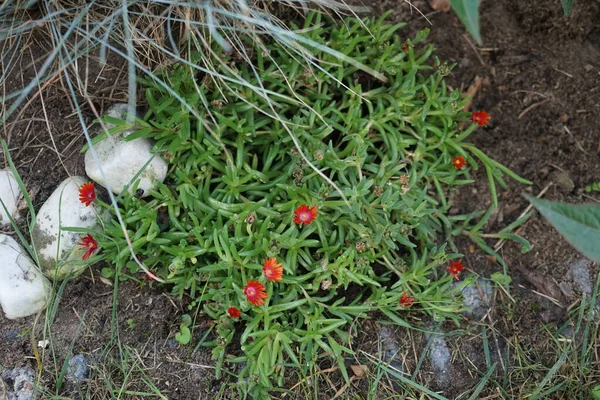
<box><xmin>145</xmin><ymin>271</ymin><xmax>159</xmax><ymax>282</ymax></box>
<box><xmin>294</xmin><ymin>204</ymin><xmax>318</xmax><ymax>226</ymax></box>
<box><xmin>227</xmin><ymin>307</ymin><xmax>241</xmax><ymax>318</ymax></box>
<box><xmin>400</xmin><ymin>292</ymin><xmax>414</xmax><ymax>308</ymax></box>
<box><xmin>447</xmin><ymin>259</ymin><xmax>464</xmax><ymax>280</ymax></box>
<box><xmin>78</xmin><ymin>233</ymin><xmax>98</xmax><ymax>260</ymax></box>
<box><xmin>452</xmin><ymin>155</ymin><xmax>467</xmax><ymax>170</ymax></box>
<box><xmin>244</xmin><ymin>280</ymin><xmax>267</xmax><ymax>306</ymax></box>
<box><xmin>78</xmin><ymin>182</ymin><xmax>96</xmax><ymax>207</ymax></box>
<box><xmin>263</xmin><ymin>258</ymin><xmax>283</xmax><ymax>282</ymax></box>
<box><xmin>471</xmin><ymin>111</ymin><xmax>490</xmax><ymax>127</ymax></box>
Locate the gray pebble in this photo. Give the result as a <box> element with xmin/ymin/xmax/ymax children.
<box><xmin>425</xmin><ymin>331</ymin><xmax>451</xmax><ymax>386</ymax></box>
<box><xmin>377</xmin><ymin>325</ymin><xmax>405</xmax><ymax>389</ymax></box>
<box><xmin>460</xmin><ymin>278</ymin><xmax>494</xmax><ymax>320</ymax></box>
<box><xmin>1</xmin><ymin>366</ymin><xmax>36</xmax><ymax>400</ymax></box>
<box><xmin>570</xmin><ymin>258</ymin><xmax>593</xmax><ymax>296</ymax></box>
<box><xmin>66</xmin><ymin>354</ymin><xmax>90</xmax><ymax>383</ymax></box>
<box><xmin>2</xmin><ymin>329</ymin><xmax>20</xmax><ymax>341</ymax></box>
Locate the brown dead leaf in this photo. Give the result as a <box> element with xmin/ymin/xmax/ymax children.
<box><xmin>99</xmin><ymin>276</ymin><xmax>113</xmax><ymax>286</ymax></box>
<box><xmin>429</xmin><ymin>0</ymin><xmax>451</xmax><ymax>12</ymax></box>
<box><xmin>350</xmin><ymin>364</ymin><xmax>369</xmax><ymax>379</ymax></box>
<box><xmin>514</xmin><ymin>264</ymin><xmax>565</xmax><ymax>304</ymax></box>
<box><xmin>463</xmin><ymin>75</ymin><xmax>483</xmax><ymax>112</ymax></box>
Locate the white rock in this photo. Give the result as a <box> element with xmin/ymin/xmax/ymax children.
<box><xmin>0</xmin><ymin>234</ymin><xmax>52</xmax><ymax>319</ymax></box>
<box><xmin>0</xmin><ymin>169</ymin><xmax>22</xmax><ymax>226</ymax></box>
<box><xmin>84</xmin><ymin>103</ymin><xmax>167</xmax><ymax>197</ymax></box>
<box><xmin>32</xmin><ymin>176</ymin><xmax>98</xmax><ymax>280</ymax></box>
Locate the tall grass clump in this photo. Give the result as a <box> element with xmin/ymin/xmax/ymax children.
<box><xmin>86</xmin><ymin>11</ymin><xmax>531</xmax><ymax>397</ymax></box>
<box><xmin>0</xmin><ymin>0</ymin><xmax>370</xmax><ymax>127</ymax></box>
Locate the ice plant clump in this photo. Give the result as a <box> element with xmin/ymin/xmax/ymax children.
<box><xmin>78</xmin><ymin>182</ymin><xmax>96</xmax><ymax>206</ymax></box>
<box><xmin>400</xmin><ymin>292</ymin><xmax>414</xmax><ymax>308</ymax></box>
<box><xmin>227</xmin><ymin>307</ymin><xmax>241</xmax><ymax>318</ymax></box>
<box><xmin>293</xmin><ymin>204</ymin><xmax>318</xmax><ymax>226</ymax></box>
<box><xmin>471</xmin><ymin>111</ymin><xmax>490</xmax><ymax>127</ymax></box>
<box><xmin>447</xmin><ymin>259</ymin><xmax>464</xmax><ymax>280</ymax></box>
<box><xmin>244</xmin><ymin>280</ymin><xmax>267</xmax><ymax>306</ymax></box>
<box><xmin>452</xmin><ymin>156</ymin><xmax>467</xmax><ymax>170</ymax></box>
<box><xmin>263</xmin><ymin>258</ymin><xmax>283</xmax><ymax>282</ymax></box>
<box><xmin>78</xmin><ymin>233</ymin><xmax>98</xmax><ymax>260</ymax></box>
<box><xmin>89</xmin><ymin>13</ymin><xmax>533</xmax><ymax>392</ymax></box>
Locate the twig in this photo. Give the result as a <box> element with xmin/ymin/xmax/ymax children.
<box><xmin>552</xmin><ymin>65</ymin><xmax>573</xmax><ymax>78</ymax></box>
<box><xmin>404</xmin><ymin>0</ymin><xmax>433</xmax><ymax>25</ymax></box>
<box><xmin>564</xmin><ymin>125</ymin><xmax>589</xmax><ymax>155</ymax></box>
<box><xmin>463</xmin><ymin>34</ymin><xmax>486</xmax><ymax>67</ymax></box>
<box><xmin>518</xmin><ymin>99</ymin><xmax>550</xmax><ymax>119</ymax></box>
<box><xmin>529</xmin><ymin>288</ymin><xmax>564</xmax><ymax>308</ymax></box>
<box><xmin>486</xmin><ymin>313</ymin><xmax>506</xmax><ymax>373</ymax></box>
<box><xmin>581</xmin><ymin>193</ymin><xmax>600</xmax><ymax>203</ymax></box>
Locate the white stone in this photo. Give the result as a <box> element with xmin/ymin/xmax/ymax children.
<box><xmin>32</xmin><ymin>176</ymin><xmax>98</xmax><ymax>280</ymax></box>
<box><xmin>84</xmin><ymin>103</ymin><xmax>167</xmax><ymax>197</ymax></box>
<box><xmin>0</xmin><ymin>169</ymin><xmax>22</xmax><ymax>226</ymax></box>
<box><xmin>0</xmin><ymin>234</ymin><xmax>52</xmax><ymax>319</ymax></box>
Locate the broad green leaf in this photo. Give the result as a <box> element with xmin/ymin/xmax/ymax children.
<box><xmin>561</xmin><ymin>0</ymin><xmax>575</xmax><ymax>16</ymax></box>
<box><xmin>175</xmin><ymin>324</ymin><xmax>191</xmax><ymax>344</ymax></box>
<box><xmin>449</xmin><ymin>0</ymin><xmax>482</xmax><ymax>45</ymax></box>
<box><xmin>591</xmin><ymin>384</ymin><xmax>600</xmax><ymax>400</ymax></box>
<box><xmin>527</xmin><ymin>196</ymin><xmax>600</xmax><ymax>262</ymax></box>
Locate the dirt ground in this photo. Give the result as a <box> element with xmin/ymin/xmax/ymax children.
<box><xmin>2</xmin><ymin>0</ymin><xmax>600</xmax><ymax>399</ymax></box>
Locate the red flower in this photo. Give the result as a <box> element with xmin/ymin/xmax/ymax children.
<box><xmin>78</xmin><ymin>233</ymin><xmax>98</xmax><ymax>260</ymax></box>
<box><xmin>294</xmin><ymin>204</ymin><xmax>318</xmax><ymax>226</ymax></box>
<box><xmin>263</xmin><ymin>258</ymin><xmax>283</xmax><ymax>282</ymax></box>
<box><xmin>78</xmin><ymin>182</ymin><xmax>96</xmax><ymax>207</ymax></box>
<box><xmin>400</xmin><ymin>292</ymin><xmax>414</xmax><ymax>308</ymax></box>
<box><xmin>452</xmin><ymin>155</ymin><xmax>467</xmax><ymax>170</ymax></box>
<box><xmin>227</xmin><ymin>307</ymin><xmax>241</xmax><ymax>318</ymax></box>
<box><xmin>244</xmin><ymin>280</ymin><xmax>267</xmax><ymax>306</ymax></box>
<box><xmin>471</xmin><ymin>111</ymin><xmax>490</xmax><ymax>127</ymax></box>
<box><xmin>145</xmin><ymin>271</ymin><xmax>158</xmax><ymax>282</ymax></box>
<box><xmin>447</xmin><ymin>259</ymin><xmax>464</xmax><ymax>280</ymax></box>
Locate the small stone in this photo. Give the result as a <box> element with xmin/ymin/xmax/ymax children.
<box><xmin>31</xmin><ymin>176</ymin><xmax>98</xmax><ymax>280</ymax></box>
<box><xmin>1</xmin><ymin>366</ymin><xmax>36</xmax><ymax>400</ymax></box>
<box><xmin>0</xmin><ymin>169</ymin><xmax>22</xmax><ymax>226</ymax></box>
<box><xmin>84</xmin><ymin>103</ymin><xmax>167</xmax><ymax>197</ymax></box>
<box><xmin>66</xmin><ymin>354</ymin><xmax>90</xmax><ymax>383</ymax></box>
<box><xmin>425</xmin><ymin>330</ymin><xmax>451</xmax><ymax>386</ymax></box>
<box><xmin>570</xmin><ymin>258</ymin><xmax>593</xmax><ymax>296</ymax></box>
<box><xmin>550</xmin><ymin>170</ymin><xmax>575</xmax><ymax>193</ymax></box>
<box><xmin>377</xmin><ymin>325</ymin><xmax>405</xmax><ymax>389</ymax></box>
<box><xmin>0</xmin><ymin>234</ymin><xmax>52</xmax><ymax>319</ymax></box>
<box><xmin>2</xmin><ymin>329</ymin><xmax>21</xmax><ymax>341</ymax></box>
<box><xmin>460</xmin><ymin>278</ymin><xmax>494</xmax><ymax>320</ymax></box>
